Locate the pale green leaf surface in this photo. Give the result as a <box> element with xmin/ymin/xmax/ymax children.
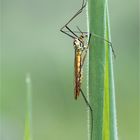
<box><xmin>88</xmin><ymin>0</ymin><xmax>118</xmax><ymax>139</ymax></box>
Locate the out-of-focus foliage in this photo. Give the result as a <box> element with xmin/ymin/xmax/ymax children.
<box><xmin>0</xmin><ymin>0</ymin><xmax>138</xmax><ymax>140</ymax></box>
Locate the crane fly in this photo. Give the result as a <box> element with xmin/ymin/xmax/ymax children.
<box><xmin>60</xmin><ymin>0</ymin><xmax>115</xmax><ymax>140</ymax></box>
<box><xmin>73</xmin><ymin>33</ymin><xmax>88</xmax><ymax>100</ymax></box>
<box><xmin>60</xmin><ymin>0</ymin><xmax>93</xmax><ymax>140</ymax></box>
<box><xmin>60</xmin><ymin>0</ymin><xmax>90</xmax><ymax>102</ymax></box>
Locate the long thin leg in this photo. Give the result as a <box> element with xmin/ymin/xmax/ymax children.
<box><xmin>66</xmin><ymin>26</ymin><xmax>79</xmax><ymax>38</ymax></box>
<box><xmin>61</xmin><ymin>29</ymin><xmax>75</xmax><ymax>39</ymax></box>
<box><xmin>76</xmin><ymin>26</ymin><xmax>83</xmax><ymax>34</ymax></box>
<box><xmin>60</xmin><ymin>8</ymin><xmax>83</xmax><ymax>38</ymax></box>
<box><xmin>60</xmin><ymin>0</ymin><xmax>87</xmax><ymax>38</ymax></box>
<box><xmin>61</xmin><ymin>0</ymin><xmax>87</xmax><ymax>28</ymax></box>
<box><xmin>80</xmin><ymin>89</ymin><xmax>93</xmax><ymax>140</ymax></box>
<box><xmin>91</xmin><ymin>33</ymin><xmax>116</xmax><ymax>58</ymax></box>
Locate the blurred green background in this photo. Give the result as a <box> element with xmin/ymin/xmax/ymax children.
<box><xmin>0</xmin><ymin>0</ymin><xmax>139</xmax><ymax>140</ymax></box>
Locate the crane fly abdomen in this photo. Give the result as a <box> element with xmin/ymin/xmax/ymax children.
<box><xmin>74</xmin><ymin>50</ymin><xmax>83</xmax><ymax>100</ymax></box>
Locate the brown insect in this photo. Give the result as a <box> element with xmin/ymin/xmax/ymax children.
<box><xmin>60</xmin><ymin>0</ymin><xmax>93</xmax><ymax>139</ymax></box>
<box><xmin>60</xmin><ymin>0</ymin><xmax>90</xmax><ymax>99</ymax></box>
<box><xmin>73</xmin><ymin>34</ymin><xmax>89</xmax><ymax>99</ymax></box>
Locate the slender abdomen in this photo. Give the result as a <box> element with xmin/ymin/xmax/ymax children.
<box><xmin>74</xmin><ymin>51</ymin><xmax>82</xmax><ymax>100</ymax></box>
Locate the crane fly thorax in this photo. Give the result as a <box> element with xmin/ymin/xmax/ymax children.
<box><xmin>73</xmin><ymin>38</ymin><xmax>84</xmax><ymax>51</ymax></box>
<box><xmin>73</xmin><ymin>36</ymin><xmax>88</xmax><ymax>51</ymax></box>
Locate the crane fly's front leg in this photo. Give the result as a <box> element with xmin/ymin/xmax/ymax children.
<box><xmin>60</xmin><ymin>0</ymin><xmax>88</xmax><ymax>39</ymax></box>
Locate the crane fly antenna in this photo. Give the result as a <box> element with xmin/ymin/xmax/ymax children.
<box><xmin>76</xmin><ymin>26</ymin><xmax>83</xmax><ymax>34</ymax></box>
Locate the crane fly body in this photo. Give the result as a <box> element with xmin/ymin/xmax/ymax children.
<box><xmin>74</xmin><ymin>49</ymin><xmax>82</xmax><ymax>99</ymax></box>
<box><xmin>73</xmin><ymin>35</ymin><xmax>88</xmax><ymax>99</ymax></box>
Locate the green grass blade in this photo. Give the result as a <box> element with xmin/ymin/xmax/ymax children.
<box><xmin>87</xmin><ymin>0</ymin><xmax>118</xmax><ymax>139</ymax></box>
<box><xmin>105</xmin><ymin>4</ymin><xmax>118</xmax><ymax>140</ymax></box>
<box><xmin>24</xmin><ymin>73</ymin><xmax>32</xmax><ymax>140</ymax></box>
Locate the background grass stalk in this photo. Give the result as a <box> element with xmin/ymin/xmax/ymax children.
<box><xmin>24</xmin><ymin>73</ymin><xmax>32</xmax><ymax>140</ymax></box>
<box><xmin>88</xmin><ymin>0</ymin><xmax>118</xmax><ymax>139</ymax></box>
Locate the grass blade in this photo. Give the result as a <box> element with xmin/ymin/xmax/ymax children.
<box><xmin>24</xmin><ymin>73</ymin><xmax>32</xmax><ymax>140</ymax></box>
<box><xmin>87</xmin><ymin>0</ymin><xmax>118</xmax><ymax>139</ymax></box>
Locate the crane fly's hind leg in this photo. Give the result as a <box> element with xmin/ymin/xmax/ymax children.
<box><xmin>87</xmin><ymin>32</ymin><xmax>115</xmax><ymax>58</ymax></box>
<box><xmin>80</xmin><ymin>89</ymin><xmax>93</xmax><ymax>140</ymax></box>
<box><xmin>80</xmin><ymin>89</ymin><xmax>93</xmax><ymax>118</ymax></box>
<box><xmin>91</xmin><ymin>33</ymin><xmax>116</xmax><ymax>58</ymax></box>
